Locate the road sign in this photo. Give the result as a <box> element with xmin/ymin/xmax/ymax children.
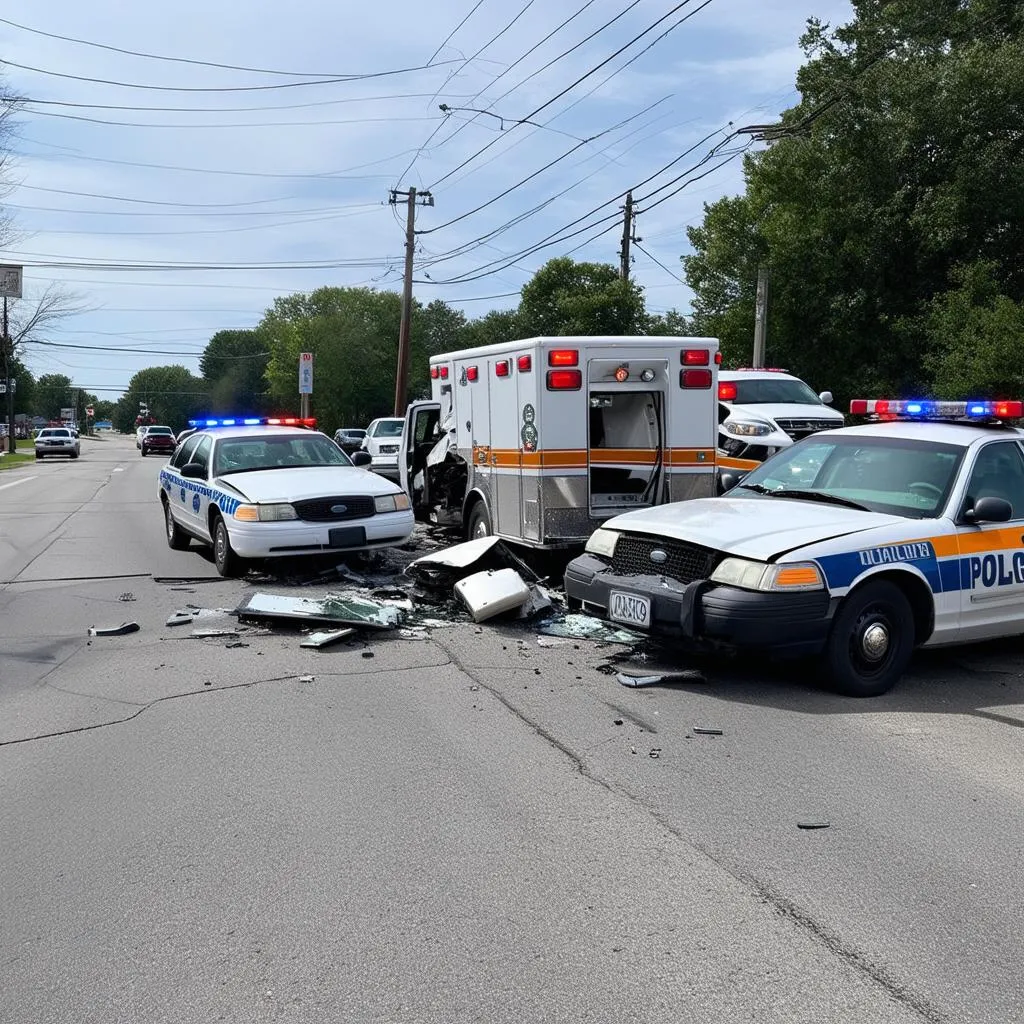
<box><xmin>299</xmin><ymin>352</ymin><xmax>313</xmax><ymax>395</ymax></box>
<box><xmin>0</xmin><ymin>380</ymin><xmax>15</xmax><ymax>394</ymax></box>
<box><xmin>0</xmin><ymin>264</ymin><xmax>23</xmax><ymax>299</ymax></box>
<box><xmin>60</xmin><ymin>407</ymin><xmax>74</xmax><ymax>421</ymax></box>
<box><xmin>85</xmin><ymin>406</ymin><xmax>94</xmax><ymax>417</ymax></box>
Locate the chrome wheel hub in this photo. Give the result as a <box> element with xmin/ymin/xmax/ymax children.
<box><xmin>860</xmin><ymin>622</ymin><xmax>890</xmax><ymax>661</ymax></box>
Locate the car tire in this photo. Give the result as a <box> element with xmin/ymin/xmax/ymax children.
<box><xmin>466</xmin><ymin>501</ymin><xmax>492</xmax><ymax>540</ymax></box>
<box><xmin>822</xmin><ymin>580</ymin><xmax>915</xmax><ymax>697</ymax></box>
<box><xmin>164</xmin><ymin>500</ymin><xmax>190</xmax><ymax>551</ymax></box>
<box><xmin>34</xmin><ymin>452</ymin><xmax>41</xmax><ymax>460</ymax></box>
<box><xmin>70</xmin><ymin>451</ymin><xmax>78</xmax><ymax>459</ymax></box>
<box><xmin>141</xmin><ymin>448</ymin><xmax>147</xmax><ymax>456</ymax></box>
<box><xmin>212</xmin><ymin>514</ymin><xmax>245</xmax><ymax>578</ymax></box>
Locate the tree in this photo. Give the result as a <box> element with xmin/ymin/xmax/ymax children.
<box><xmin>34</xmin><ymin>374</ymin><xmax>75</xmax><ymax>421</ymax></box>
<box><xmin>459</xmin><ymin>308</ymin><xmax>524</xmax><ymax>350</ymax></box>
<box><xmin>645</xmin><ymin>309</ymin><xmax>692</xmax><ymax>337</ymax></box>
<box><xmin>683</xmin><ymin>0</ymin><xmax>1024</xmax><ymax>402</ymax></box>
<box><xmin>518</xmin><ymin>257</ymin><xmax>647</xmax><ymax>338</ymax></box>
<box><xmin>114</xmin><ymin>366</ymin><xmax>208</xmax><ymax>433</ymax></box>
<box><xmin>199</xmin><ymin>329</ymin><xmax>270</xmax><ymax>415</ymax></box>
<box><xmin>91</xmin><ymin>400</ymin><xmax>117</xmax><ymax>423</ymax></box>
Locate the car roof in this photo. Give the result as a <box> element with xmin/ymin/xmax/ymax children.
<box><xmin>193</xmin><ymin>425</ymin><xmax>324</xmax><ymax>441</ymax></box>
<box><xmin>719</xmin><ymin>369</ymin><xmax>801</xmax><ymax>381</ymax></box>
<box><xmin>812</xmin><ymin>420</ymin><xmax>1024</xmax><ymax>448</ymax></box>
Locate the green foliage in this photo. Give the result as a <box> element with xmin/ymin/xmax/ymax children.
<box><xmin>7</xmin><ymin>356</ymin><xmax>34</xmax><ymax>417</ymax></box>
<box><xmin>91</xmin><ymin>400</ymin><xmax>117</xmax><ymax>422</ymax></box>
<box><xmin>458</xmin><ymin>308</ymin><xmax>524</xmax><ymax>350</ymax></box>
<box><xmin>683</xmin><ymin>0</ymin><xmax>1024</xmax><ymax>402</ymax></box>
<box><xmin>33</xmin><ymin>374</ymin><xmax>75</xmax><ymax>420</ymax></box>
<box><xmin>518</xmin><ymin>257</ymin><xmax>647</xmax><ymax>337</ymax></box>
<box><xmin>113</xmin><ymin>366</ymin><xmax>208</xmax><ymax>433</ymax></box>
<box><xmin>199</xmin><ymin>329</ymin><xmax>270</xmax><ymax>415</ymax></box>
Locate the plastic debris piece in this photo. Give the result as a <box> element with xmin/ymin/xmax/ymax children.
<box><xmin>118</xmin><ymin>592</ymin><xmax>135</xmax><ymax>602</ymax></box>
<box><xmin>455</xmin><ymin>568</ymin><xmax>531</xmax><ymax>623</ymax></box>
<box><xmin>165</xmin><ymin>613</ymin><xmax>194</xmax><ymax>627</ymax></box>
<box><xmin>517</xmin><ymin>584</ymin><xmax>553</xmax><ymax>620</ymax></box>
<box><xmin>536</xmin><ymin>635</ymin><xmax>573</xmax><ymax>648</ymax></box>
<box><xmin>617</xmin><ymin>673</ymin><xmax>664</xmax><ymax>688</ymax></box>
<box><xmin>298</xmin><ymin>675</ymin><xmax>315</xmax><ymax>684</ymax></box>
<box><xmin>225</xmin><ymin>641</ymin><xmax>249</xmax><ymax>649</ymax></box>
<box><xmin>299</xmin><ymin>628</ymin><xmax>356</xmax><ymax>649</ymax></box>
<box><xmin>693</xmin><ymin>727</ymin><xmax>724</xmax><ymax>736</ymax></box>
<box><xmin>613</xmin><ymin>719</ymin><xmax>624</xmax><ymax>726</ymax></box>
<box><xmin>234</xmin><ymin>592</ymin><xmax>404</xmax><ymax>630</ymax></box>
<box><xmin>87</xmin><ymin>622</ymin><xmax>140</xmax><ymax>637</ymax></box>
<box><xmin>798</xmin><ymin>821</ymin><xmax>831</xmax><ymax>830</ymax></box>
<box><xmin>649</xmin><ymin>748</ymin><xmax>662</xmax><ymax>758</ymax></box>
<box><xmin>361</xmin><ymin>651</ymin><xmax>374</xmax><ymax>659</ymax></box>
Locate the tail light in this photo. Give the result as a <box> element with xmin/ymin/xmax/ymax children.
<box><xmin>517</xmin><ymin>355</ymin><xmax>532</xmax><ymax>372</ymax></box>
<box><xmin>680</xmin><ymin>369</ymin><xmax>712</xmax><ymax>389</ymax></box>
<box><xmin>495</xmin><ymin>360</ymin><xmax>510</xmax><ymax>378</ymax></box>
<box><xmin>430</xmin><ymin>367</ymin><xmax>439</xmax><ymax>379</ymax></box>
<box><xmin>681</xmin><ymin>349</ymin><xmax>709</xmax><ymax>366</ymax></box>
<box><xmin>714</xmin><ymin>351</ymin><xmax>722</xmax><ymax>365</ymax></box>
<box><xmin>547</xmin><ymin>369</ymin><xmax>582</xmax><ymax>391</ymax></box>
<box><xmin>466</xmin><ymin>366</ymin><xmax>479</xmax><ymax>382</ymax></box>
<box><xmin>718</xmin><ymin>382</ymin><xmax>737</xmax><ymax>400</ymax></box>
<box><xmin>439</xmin><ymin>366</ymin><xmax>450</xmax><ymax>379</ymax></box>
<box><xmin>548</xmin><ymin>349</ymin><xmax>579</xmax><ymax>367</ymax></box>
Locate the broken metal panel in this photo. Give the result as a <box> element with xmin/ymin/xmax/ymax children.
<box><xmin>299</xmin><ymin>628</ymin><xmax>357</xmax><ymax>648</ymax></box>
<box><xmin>87</xmin><ymin>622</ymin><xmax>140</xmax><ymax>637</ymax></box>
<box><xmin>517</xmin><ymin>584</ymin><xmax>553</xmax><ymax>620</ymax></box>
<box><xmin>234</xmin><ymin>592</ymin><xmax>404</xmax><ymax>630</ymax></box>
<box><xmin>405</xmin><ymin>536</ymin><xmax>537</xmax><ymax>588</ymax></box>
<box><xmin>455</xmin><ymin>569</ymin><xmax>531</xmax><ymax>623</ymax></box>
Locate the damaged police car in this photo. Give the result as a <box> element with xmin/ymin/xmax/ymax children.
<box><xmin>565</xmin><ymin>400</ymin><xmax>1024</xmax><ymax>696</ymax></box>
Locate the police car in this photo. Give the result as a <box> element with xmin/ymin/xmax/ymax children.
<box><xmin>158</xmin><ymin>417</ymin><xmax>415</xmax><ymax>577</ymax></box>
<box><xmin>565</xmin><ymin>399</ymin><xmax>1024</xmax><ymax>697</ymax></box>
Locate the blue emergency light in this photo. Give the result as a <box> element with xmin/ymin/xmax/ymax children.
<box><xmin>849</xmin><ymin>399</ymin><xmax>1023</xmax><ymax>420</ymax></box>
<box><xmin>187</xmin><ymin>416</ymin><xmax>317</xmax><ymax>429</ymax></box>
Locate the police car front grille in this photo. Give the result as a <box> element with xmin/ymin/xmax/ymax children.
<box><xmin>774</xmin><ymin>418</ymin><xmax>837</xmax><ymax>439</ymax></box>
<box><xmin>292</xmin><ymin>495</ymin><xmax>376</xmax><ymax>522</ymax></box>
<box><xmin>611</xmin><ymin>534</ymin><xmax>721</xmax><ymax>585</ymax></box>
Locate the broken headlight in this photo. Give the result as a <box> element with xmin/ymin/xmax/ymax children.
<box><xmin>375</xmin><ymin>492</ymin><xmax>411</xmax><ymax>513</ymax></box>
<box><xmin>710</xmin><ymin>557</ymin><xmax>823</xmax><ymax>592</ymax></box>
<box><xmin>585</xmin><ymin>528</ymin><xmax>620</xmax><ymax>558</ymax></box>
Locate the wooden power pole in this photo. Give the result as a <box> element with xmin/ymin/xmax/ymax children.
<box><xmin>619</xmin><ymin>191</ymin><xmax>635</xmax><ymax>281</ymax></box>
<box><xmin>389</xmin><ymin>187</ymin><xmax>434</xmax><ymax>416</ymax></box>
<box><xmin>752</xmin><ymin>267</ymin><xmax>770</xmax><ymax>368</ymax></box>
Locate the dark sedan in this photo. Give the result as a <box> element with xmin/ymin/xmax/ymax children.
<box><xmin>333</xmin><ymin>428</ymin><xmax>367</xmax><ymax>455</ymax></box>
<box><xmin>141</xmin><ymin>425</ymin><xmax>177</xmax><ymax>457</ymax></box>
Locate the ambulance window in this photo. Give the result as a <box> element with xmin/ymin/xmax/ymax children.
<box><xmin>190</xmin><ymin>436</ymin><xmax>212</xmax><ymax>477</ymax></box>
<box><xmin>965</xmin><ymin>442</ymin><xmax>1024</xmax><ymax>519</ymax></box>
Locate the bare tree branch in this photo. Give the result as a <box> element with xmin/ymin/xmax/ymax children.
<box><xmin>10</xmin><ymin>283</ymin><xmax>90</xmax><ymax>350</ymax></box>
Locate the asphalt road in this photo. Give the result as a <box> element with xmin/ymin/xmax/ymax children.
<box><xmin>1</xmin><ymin>434</ymin><xmax>1023</xmax><ymax>1023</ymax></box>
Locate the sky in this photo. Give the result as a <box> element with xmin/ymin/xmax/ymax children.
<box><xmin>0</xmin><ymin>0</ymin><xmax>852</xmax><ymax>402</ymax></box>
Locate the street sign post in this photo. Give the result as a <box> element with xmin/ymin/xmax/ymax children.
<box><xmin>85</xmin><ymin>405</ymin><xmax>94</xmax><ymax>418</ymax></box>
<box><xmin>298</xmin><ymin>351</ymin><xmax>313</xmax><ymax>419</ymax></box>
<box><xmin>0</xmin><ymin>380</ymin><xmax>15</xmax><ymax>395</ymax></box>
<box><xmin>0</xmin><ymin>265</ymin><xmax>23</xmax><ymax>299</ymax></box>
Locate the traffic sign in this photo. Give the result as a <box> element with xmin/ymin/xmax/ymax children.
<box><xmin>299</xmin><ymin>351</ymin><xmax>313</xmax><ymax>395</ymax></box>
<box><xmin>85</xmin><ymin>406</ymin><xmax>94</xmax><ymax>417</ymax></box>
<box><xmin>0</xmin><ymin>264</ymin><xmax>23</xmax><ymax>299</ymax></box>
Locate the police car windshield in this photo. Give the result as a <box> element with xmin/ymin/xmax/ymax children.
<box><xmin>730</xmin><ymin>379</ymin><xmax>822</xmax><ymax>405</ymax></box>
<box><xmin>735</xmin><ymin>435</ymin><xmax>965</xmax><ymax>518</ymax></box>
<box><xmin>214</xmin><ymin>433</ymin><xmax>353</xmax><ymax>475</ymax></box>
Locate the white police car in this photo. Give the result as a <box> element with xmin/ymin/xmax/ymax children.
<box><xmin>566</xmin><ymin>399</ymin><xmax>1024</xmax><ymax>696</ymax></box>
<box><xmin>158</xmin><ymin>417</ymin><xmax>415</xmax><ymax>577</ymax></box>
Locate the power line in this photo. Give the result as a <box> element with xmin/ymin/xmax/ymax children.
<box><xmin>0</xmin><ymin>56</ymin><xmax>465</xmax><ymax>91</ymax></box>
<box><xmin>25</xmin><ymin>339</ymin><xmax>267</xmax><ymax>356</ymax></box>
<box><xmin>634</xmin><ymin>242</ymin><xmax>682</xmax><ymax>284</ymax></box>
<box><xmin>426</xmin><ymin>0</ymin><xmax>490</xmax><ymax>65</ymax></box>
<box><xmin>3</xmin><ymin>201</ymin><xmax>375</xmax><ymax>218</ymax></box>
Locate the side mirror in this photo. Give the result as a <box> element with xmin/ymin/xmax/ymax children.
<box><xmin>819</xmin><ymin>390</ymin><xmax>833</xmax><ymax>405</ymax></box>
<box><xmin>351</xmin><ymin>451</ymin><xmax>372</xmax><ymax>467</ymax></box>
<box><xmin>180</xmin><ymin>463</ymin><xmax>206</xmax><ymax>480</ymax></box>
<box><xmin>963</xmin><ymin>495</ymin><xmax>1013</xmax><ymax>524</ymax></box>
<box><xmin>718</xmin><ymin>470</ymin><xmax>745</xmax><ymax>494</ymax></box>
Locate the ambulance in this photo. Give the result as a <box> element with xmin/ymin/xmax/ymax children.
<box><xmin>397</xmin><ymin>336</ymin><xmax>720</xmax><ymax>548</ymax></box>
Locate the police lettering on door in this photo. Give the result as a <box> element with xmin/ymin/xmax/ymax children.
<box><xmin>967</xmin><ymin>552</ymin><xmax>1024</xmax><ymax>590</ymax></box>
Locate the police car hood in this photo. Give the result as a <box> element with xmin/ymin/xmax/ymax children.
<box><xmin>215</xmin><ymin>466</ymin><xmax>401</xmax><ymax>503</ymax></box>
<box><xmin>605</xmin><ymin>497</ymin><xmax>905</xmax><ymax>561</ymax></box>
<box><xmin>737</xmin><ymin>402</ymin><xmax>844</xmax><ymax>424</ymax></box>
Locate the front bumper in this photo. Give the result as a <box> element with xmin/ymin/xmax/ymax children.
<box><xmin>35</xmin><ymin>443</ymin><xmax>77</xmax><ymax>455</ymax></box>
<box><xmin>564</xmin><ymin>553</ymin><xmax>834</xmax><ymax>656</ymax></box>
<box><xmin>226</xmin><ymin>508</ymin><xmax>415</xmax><ymax>558</ymax></box>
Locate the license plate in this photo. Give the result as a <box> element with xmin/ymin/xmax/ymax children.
<box><xmin>328</xmin><ymin>526</ymin><xmax>367</xmax><ymax>549</ymax></box>
<box><xmin>609</xmin><ymin>591</ymin><xmax>651</xmax><ymax>629</ymax></box>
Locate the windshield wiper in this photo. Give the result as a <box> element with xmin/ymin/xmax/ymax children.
<box><xmin>765</xmin><ymin>488</ymin><xmax>870</xmax><ymax>511</ymax></box>
<box><xmin>736</xmin><ymin>482</ymin><xmax>771</xmax><ymax>493</ymax></box>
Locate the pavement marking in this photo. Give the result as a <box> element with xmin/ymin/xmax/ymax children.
<box><xmin>0</xmin><ymin>475</ymin><xmax>38</xmax><ymax>493</ymax></box>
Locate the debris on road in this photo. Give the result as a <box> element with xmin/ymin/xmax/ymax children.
<box><xmin>455</xmin><ymin>568</ymin><xmax>532</xmax><ymax>623</ymax></box>
<box><xmin>299</xmin><ymin>628</ymin><xmax>356</xmax><ymax>649</ymax></box>
<box><xmin>649</xmin><ymin>748</ymin><xmax>662</xmax><ymax>758</ymax></box>
<box><xmin>298</xmin><ymin>675</ymin><xmax>315</xmax><ymax>684</ymax></box>
<box><xmin>87</xmin><ymin>622</ymin><xmax>140</xmax><ymax>637</ymax></box>
<box><xmin>154</xmin><ymin>576</ymin><xmax>222</xmax><ymax>585</ymax></box>
<box><xmin>538</xmin><ymin>613</ymin><xmax>643</xmax><ymax>645</ymax></box>
<box><xmin>797</xmin><ymin>821</ymin><xmax>831</xmax><ymax>830</ymax></box>
<box><xmin>693</xmin><ymin>727</ymin><xmax>724</xmax><ymax>736</ymax></box>
<box><xmin>117</xmin><ymin>592</ymin><xmax>136</xmax><ymax>602</ymax></box>
<box><xmin>192</xmin><ymin>629</ymin><xmax>240</xmax><ymax>640</ymax></box>
<box><xmin>536</xmin><ymin>635</ymin><xmax>574</xmax><ymax>648</ymax></box>
<box><xmin>406</xmin><ymin>536</ymin><xmax>537</xmax><ymax>589</ymax></box>
<box><xmin>617</xmin><ymin>673</ymin><xmax>665</xmax><ymax>688</ymax></box>
<box><xmin>165</xmin><ymin>612</ymin><xmax>194</xmax><ymax>627</ymax></box>
<box><xmin>234</xmin><ymin>592</ymin><xmax>404</xmax><ymax>630</ymax></box>
<box><xmin>225</xmin><ymin>641</ymin><xmax>250</xmax><ymax>649</ymax></box>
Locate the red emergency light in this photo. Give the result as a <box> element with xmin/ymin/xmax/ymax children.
<box><xmin>719</xmin><ymin>381</ymin><xmax>738</xmax><ymax>401</ymax></box>
<box><xmin>466</xmin><ymin>366</ymin><xmax>479</xmax><ymax>382</ymax></box>
<box><xmin>265</xmin><ymin>417</ymin><xmax>318</xmax><ymax>428</ymax></box>
<box><xmin>548</xmin><ymin>349</ymin><xmax>579</xmax><ymax>367</ymax></box>
<box><xmin>714</xmin><ymin>351</ymin><xmax>723</xmax><ymax>365</ymax></box>
<box><xmin>517</xmin><ymin>355</ymin><xmax>532</xmax><ymax>372</ymax></box>
<box><xmin>439</xmin><ymin>365</ymin><xmax>450</xmax><ymax>379</ymax></box>
<box><xmin>547</xmin><ymin>369</ymin><xmax>582</xmax><ymax>391</ymax></box>
<box><xmin>680</xmin><ymin>369</ymin><xmax>712</xmax><ymax>389</ymax></box>
<box><xmin>430</xmin><ymin>366</ymin><xmax>439</xmax><ymax>379</ymax></box>
<box><xmin>849</xmin><ymin>399</ymin><xmax>1024</xmax><ymax>420</ymax></box>
<box><xmin>681</xmin><ymin>348</ymin><xmax>709</xmax><ymax>366</ymax></box>
<box><xmin>495</xmin><ymin>360</ymin><xmax>510</xmax><ymax>378</ymax></box>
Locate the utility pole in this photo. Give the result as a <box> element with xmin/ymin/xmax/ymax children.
<box><xmin>389</xmin><ymin>187</ymin><xmax>434</xmax><ymax>416</ymax></box>
<box><xmin>619</xmin><ymin>191</ymin><xmax>636</xmax><ymax>281</ymax></box>
<box><xmin>2</xmin><ymin>297</ymin><xmax>12</xmax><ymax>453</ymax></box>
<box><xmin>752</xmin><ymin>267</ymin><xmax>770</xmax><ymax>368</ymax></box>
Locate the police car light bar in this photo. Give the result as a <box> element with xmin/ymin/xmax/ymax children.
<box><xmin>188</xmin><ymin>416</ymin><xmax>318</xmax><ymax>428</ymax></box>
<box><xmin>849</xmin><ymin>399</ymin><xmax>1024</xmax><ymax>420</ymax></box>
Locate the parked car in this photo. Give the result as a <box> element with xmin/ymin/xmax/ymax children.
<box><xmin>718</xmin><ymin>369</ymin><xmax>844</xmax><ymax>442</ymax></box>
<box><xmin>361</xmin><ymin>417</ymin><xmax>405</xmax><ymax>480</ymax></box>
<box><xmin>34</xmin><ymin>427</ymin><xmax>80</xmax><ymax>460</ymax></box>
<box><xmin>136</xmin><ymin>426</ymin><xmax>150</xmax><ymax>449</ymax></box>
<box><xmin>140</xmin><ymin>425</ymin><xmax>177</xmax><ymax>457</ymax></box>
<box><xmin>333</xmin><ymin>428</ymin><xmax>367</xmax><ymax>455</ymax></box>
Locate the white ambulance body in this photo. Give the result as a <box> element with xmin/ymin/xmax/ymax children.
<box><xmin>397</xmin><ymin>336</ymin><xmax>720</xmax><ymax>548</ymax></box>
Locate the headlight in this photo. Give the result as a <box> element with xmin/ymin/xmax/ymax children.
<box><xmin>724</xmin><ymin>420</ymin><xmax>771</xmax><ymax>437</ymax></box>
<box><xmin>233</xmin><ymin>503</ymin><xmax>297</xmax><ymax>522</ymax></box>
<box><xmin>585</xmin><ymin>528</ymin><xmax>620</xmax><ymax>558</ymax></box>
<box><xmin>375</xmin><ymin>492</ymin><xmax>411</xmax><ymax>513</ymax></box>
<box><xmin>711</xmin><ymin>557</ymin><xmax>823</xmax><ymax>592</ymax></box>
